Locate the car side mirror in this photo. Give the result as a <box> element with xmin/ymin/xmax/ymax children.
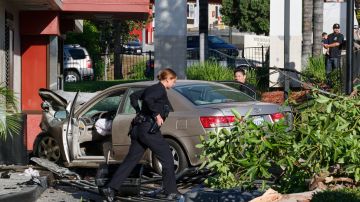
<box><xmin>54</xmin><ymin>110</ymin><xmax>68</xmax><ymax>119</ymax></box>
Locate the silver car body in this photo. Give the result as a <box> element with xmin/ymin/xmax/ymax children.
<box><xmin>36</xmin><ymin>80</ymin><xmax>292</xmax><ymax>171</ymax></box>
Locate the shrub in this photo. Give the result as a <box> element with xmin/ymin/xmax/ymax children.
<box><xmin>128</xmin><ymin>61</ymin><xmax>149</xmax><ymax>80</ymax></box>
<box><xmin>0</xmin><ymin>86</ymin><xmax>21</xmax><ymax>140</ymax></box>
<box><xmin>197</xmin><ymin>92</ymin><xmax>360</xmax><ymax>193</ymax></box>
<box><xmin>186</xmin><ymin>61</ymin><xmax>234</xmax><ymax>81</ymax></box>
<box><xmin>94</xmin><ymin>61</ymin><xmax>105</xmax><ymax>80</ymax></box>
<box><xmin>197</xmin><ymin>109</ymin><xmax>294</xmax><ymax>190</ymax></box>
<box><xmin>311</xmin><ymin>188</ymin><xmax>360</xmax><ymax>202</ymax></box>
<box><xmin>302</xmin><ymin>56</ymin><xmax>326</xmax><ymax>84</ymax></box>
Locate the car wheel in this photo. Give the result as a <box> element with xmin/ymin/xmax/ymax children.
<box><xmin>65</xmin><ymin>71</ymin><xmax>80</xmax><ymax>82</ymax></box>
<box><xmin>152</xmin><ymin>139</ymin><xmax>188</xmax><ymax>175</ymax></box>
<box><xmin>35</xmin><ymin>135</ymin><xmax>62</xmax><ymax>163</ymax></box>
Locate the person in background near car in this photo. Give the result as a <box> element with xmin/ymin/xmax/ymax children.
<box><xmin>234</xmin><ymin>67</ymin><xmax>256</xmax><ymax>99</ymax></box>
<box><xmin>102</xmin><ymin>68</ymin><xmax>181</xmax><ymax>202</ymax></box>
<box><xmin>323</xmin><ymin>23</ymin><xmax>344</xmax><ymax>87</ymax></box>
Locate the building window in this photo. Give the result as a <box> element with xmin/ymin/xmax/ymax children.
<box><xmin>215</xmin><ymin>6</ymin><xmax>221</xmax><ymax>19</ymax></box>
<box><xmin>187</xmin><ymin>3</ymin><xmax>195</xmax><ymax>19</ymax></box>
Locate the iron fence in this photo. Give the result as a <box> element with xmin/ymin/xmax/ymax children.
<box><xmin>94</xmin><ymin>51</ymin><xmax>154</xmax><ymax>80</ymax></box>
<box><xmin>242</xmin><ymin>46</ymin><xmax>269</xmax><ymax>68</ymax></box>
<box><xmin>186</xmin><ymin>48</ymin><xmax>237</xmax><ymax>68</ymax></box>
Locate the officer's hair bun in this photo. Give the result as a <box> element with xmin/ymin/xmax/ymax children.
<box><xmin>158</xmin><ymin>68</ymin><xmax>177</xmax><ymax>81</ymax></box>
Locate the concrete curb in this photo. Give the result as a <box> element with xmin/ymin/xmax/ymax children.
<box><xmin>0</xmin><ymin>176</ymin><xmax>48</xmax><ymax>202</ymax></box>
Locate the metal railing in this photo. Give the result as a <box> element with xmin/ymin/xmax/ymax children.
<box><xmin>186</xmin><ymin>48</ymin><xmax>237</xmax><ymax>68</ymax></box>
<box><xmin>242</xmin><ymin>46</ymin><xmax>269</xmax><ymax>68</ymax></box>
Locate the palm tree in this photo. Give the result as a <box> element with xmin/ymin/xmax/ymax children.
<box><xmin>302</xmin><ymin>0</ymin><xmax>313</xmax><ymax>67</ymax></box>
<box><xmin>0</xmin><ymin>86</ymin><xmax>21</xmax><ymax>140</ymax></box>
<box><xmin>313</xmin><ymin>0</ymin><xmax>324</xmax><ymax>56</ymax></box>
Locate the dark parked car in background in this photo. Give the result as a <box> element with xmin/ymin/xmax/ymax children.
<box><xmin>122</xmin><ymin>39</ymin><xmax>142</xmax><ymax>55</ymax></box>
<box><xmin>187</xmin><ymin>35</ymin><xmax>239</xmax><ymax>57</ymax></box>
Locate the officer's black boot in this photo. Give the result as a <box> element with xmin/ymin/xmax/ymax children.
<box><xmin>165</xmin><ymin>191</ymin><xmax>183</xmax><ymax>200</ymax></box>
<box><xmin>102</xmin><ymin>187</ymin><xmax>115</xmax><ymax>202</ymax></box>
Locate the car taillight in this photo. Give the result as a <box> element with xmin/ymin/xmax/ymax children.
<box><xmin>200</xmin><ymin>116</ymin><xmax>235</xmax><ymax>128</ymax></box>
<box><xmin>87</xmin><ymin>60</ymin><xmax>92</xmax><ymax>68</ymax></box>
<box><xmin>271</xmin><ymin>112</ymin><xmax>284</xmax><ymax>122</ymax></box>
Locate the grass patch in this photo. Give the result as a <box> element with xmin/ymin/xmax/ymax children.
<box><xmin>64</xmin><ymin>80</ymin><xmax>145</xmax><ymax>92</ymax></box>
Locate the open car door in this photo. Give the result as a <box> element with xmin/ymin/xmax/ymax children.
<box><xmin>62</xmin><ymin>91</ymin><xmax>79</xmax><ymax>163</ymax></box>
<box><xmin>111</xmin><ymin>87</ymin><xmax>144</xmax><ymax>161</ymax></box>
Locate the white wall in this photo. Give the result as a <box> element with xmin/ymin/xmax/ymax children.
<box><xmin>323</xmin><ymin>2</ymin><xmax>358</xmax><ymax>39</ymax></box>
<box><xmin>188</xmin><ymin>2</ymin><xmax>224</xmax><ymax>30</ymax></box>
<box><xmin>269</xmin><ymin>0</ymin><xmax>302</xmax><ymax>87</ymax></box>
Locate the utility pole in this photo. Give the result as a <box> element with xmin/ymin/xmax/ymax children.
<box><xmin>284</xmin><ymin>0</ymin><xmax>290</xmax><ymax>99</ymax></box>
<box><xmin>346</xmin><ymin>0</ymin><xmax>354</xmax><ymax>94</ymax></box>
<box><xmin>199</xmin><ymin>0</ymin><xmax>208</xmax><ymax>63</ymax></box>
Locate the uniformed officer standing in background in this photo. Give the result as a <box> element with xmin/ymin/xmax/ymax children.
<box><xmin>102</xmin><ymin>68</ymin><xmax>181</xmax><ymax>202</ymax></box>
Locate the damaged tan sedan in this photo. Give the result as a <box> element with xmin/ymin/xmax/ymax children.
<box><xmin>34</xmin><ymin>80</ymin><xmax>292</xmax><ymax>174</ymax></box>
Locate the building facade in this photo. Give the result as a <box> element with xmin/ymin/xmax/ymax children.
<box><xmin>0</xmin><ymin>0</ymin><xmax>149</xmax><ymax>151</ymax></box>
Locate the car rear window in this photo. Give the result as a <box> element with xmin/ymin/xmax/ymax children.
<box><xmin>174</xmin><ymin>83</ymin><xmax>255</xmax><ymax>105</ymax></box>
<box><xmin>68</xmin><ymin>49</ymin><xmax>86</xmax><ymax>59</ymax></box>
<box><xmin>208</xmin><ymin>36</ymin><xmax>226</xmax><ymax>44</ymax></box>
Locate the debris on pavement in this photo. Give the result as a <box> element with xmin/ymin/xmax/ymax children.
<box><xmin>23</xmin><ymin>167</ymin><xmax>40</xmax><ymax>177</ymax></box>
<box><xmin>31</xmin><ymin>157</ymin><xmax>81</xmax><ymax>180</ymax></box>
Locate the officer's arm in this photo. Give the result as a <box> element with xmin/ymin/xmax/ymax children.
<box><xmin>130</xmin><ymin>90</ymin><xmax>144</xmax><ymax>113</ymax></box>
<box><xmin>327</xmin><ymin>42</ymin><xmax>341</xmax><ymax>47</ymax></box>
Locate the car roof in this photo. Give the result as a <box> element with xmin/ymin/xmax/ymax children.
<box><xmin>107</xmin><ymin>80</ymin><xmax>225</xmax><ymax>90</ymax></box>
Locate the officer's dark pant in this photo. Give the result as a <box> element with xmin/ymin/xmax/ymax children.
<box><xmin>108</xmin><ymin>121</ymin><xmax>177</xmax><ymax>194</ymax></box>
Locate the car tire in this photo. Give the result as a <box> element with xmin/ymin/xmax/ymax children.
<box><xmin>65</xmin><ymin>70</ymin><xmax>80</xmax><ymax>82</ymax></box>
<box><xmin>34</xmin><ymin>133</ymin><xmax>62</xmax><ymax>163</ymax></box>
<box><xmin>152</xmin><ymin>138</ymin><xmax>188</xmax><ymax>175</ymax></box>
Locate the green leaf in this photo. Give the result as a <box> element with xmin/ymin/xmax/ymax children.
<box><xmin>263</xmin><ymin>139</ymin><xmax>273</xmax><ymax>149</ymax></box>
<box><xmin>244</xmin><ymin>108</ymin><xmax>253</xmax><ymax>119</ymax></box>
<box><xmin>195</xmin><ymin>144</ymin><xmax>204</xmax><ymax>149</ymax></box>
<box><xmin>326</xmin><ymin>102</ymin><xmax>332</xmax><ymax>113</ymax></box>
<box><xmin>199</xmin><ymin>161</ymin><xmax>207</xmax><ymax>169</ymax></box>
<box><xmin>237</xmin><ymin>159</ymin><xmax>251</xmax><ymax>167</ymax></box>
<box><xmin>207</xmin><ymin>160</ymin><xmax>220</xmax><ymax>168</ymax></box>
<box><xmin>355</xmin><ymin>168</ymin><xmax>360</xmax><ymax>182</ymax></box>
<box><xmin>231</xmin><ymin>109</ymin><xmax>242</xmax><ymax>120</ymax></box>
<box><xmin>218</xmin><ymin>140</ymin><xmax>226</xmax><ymax>147</ymax></box>
<box><xmin>316</xmin><ymin>94</ymin><xmax>330</xmax><ymax>103</ymax></box>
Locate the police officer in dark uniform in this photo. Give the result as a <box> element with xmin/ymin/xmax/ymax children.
<box><xmin>102</xmin><ymin>68</ymin><xmax>180</xmax><ymax>202</ymax></box>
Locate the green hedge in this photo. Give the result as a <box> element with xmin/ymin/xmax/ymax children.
<box><xmin>186</xmin><ymin>61</ymin><xmax>234</xmax><ymax>81</ymax></box>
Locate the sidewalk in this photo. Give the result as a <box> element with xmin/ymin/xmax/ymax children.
<box><xmin>0</xmin><ymin>169</ymin><xmax>48</xmax><ymax>202</ymax></box>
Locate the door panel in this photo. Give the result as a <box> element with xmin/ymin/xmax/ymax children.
<box><xmin>112</xmin><ymin>87</ymin><xmax>144</xmax><ymax>161</ymax></box>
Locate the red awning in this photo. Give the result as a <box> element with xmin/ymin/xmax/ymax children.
<box><xmin>61</xmin><ymin>0</ymin><xmax>150</xmax><ymax>20</ymax></box>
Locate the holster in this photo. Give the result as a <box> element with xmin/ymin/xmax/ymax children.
<box><xmin>130</xmin><ymin>114</ymin><xmax>161</xmax><ymax>134</ymax></box>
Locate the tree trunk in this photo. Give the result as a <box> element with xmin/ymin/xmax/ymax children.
<box><xmin>313</xmin><ymin>0</ymin><xmax>324</xmax><ymax>56</ymax></box>
<box><xmin>302</xmin><ymin>0</ymin><xmax>313</xmax><ymax>67</ymax></box>
<box><xmin>114</xmin><ymin>21</ymin><xmax>123</xmax><ymax>79</ymax></box>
